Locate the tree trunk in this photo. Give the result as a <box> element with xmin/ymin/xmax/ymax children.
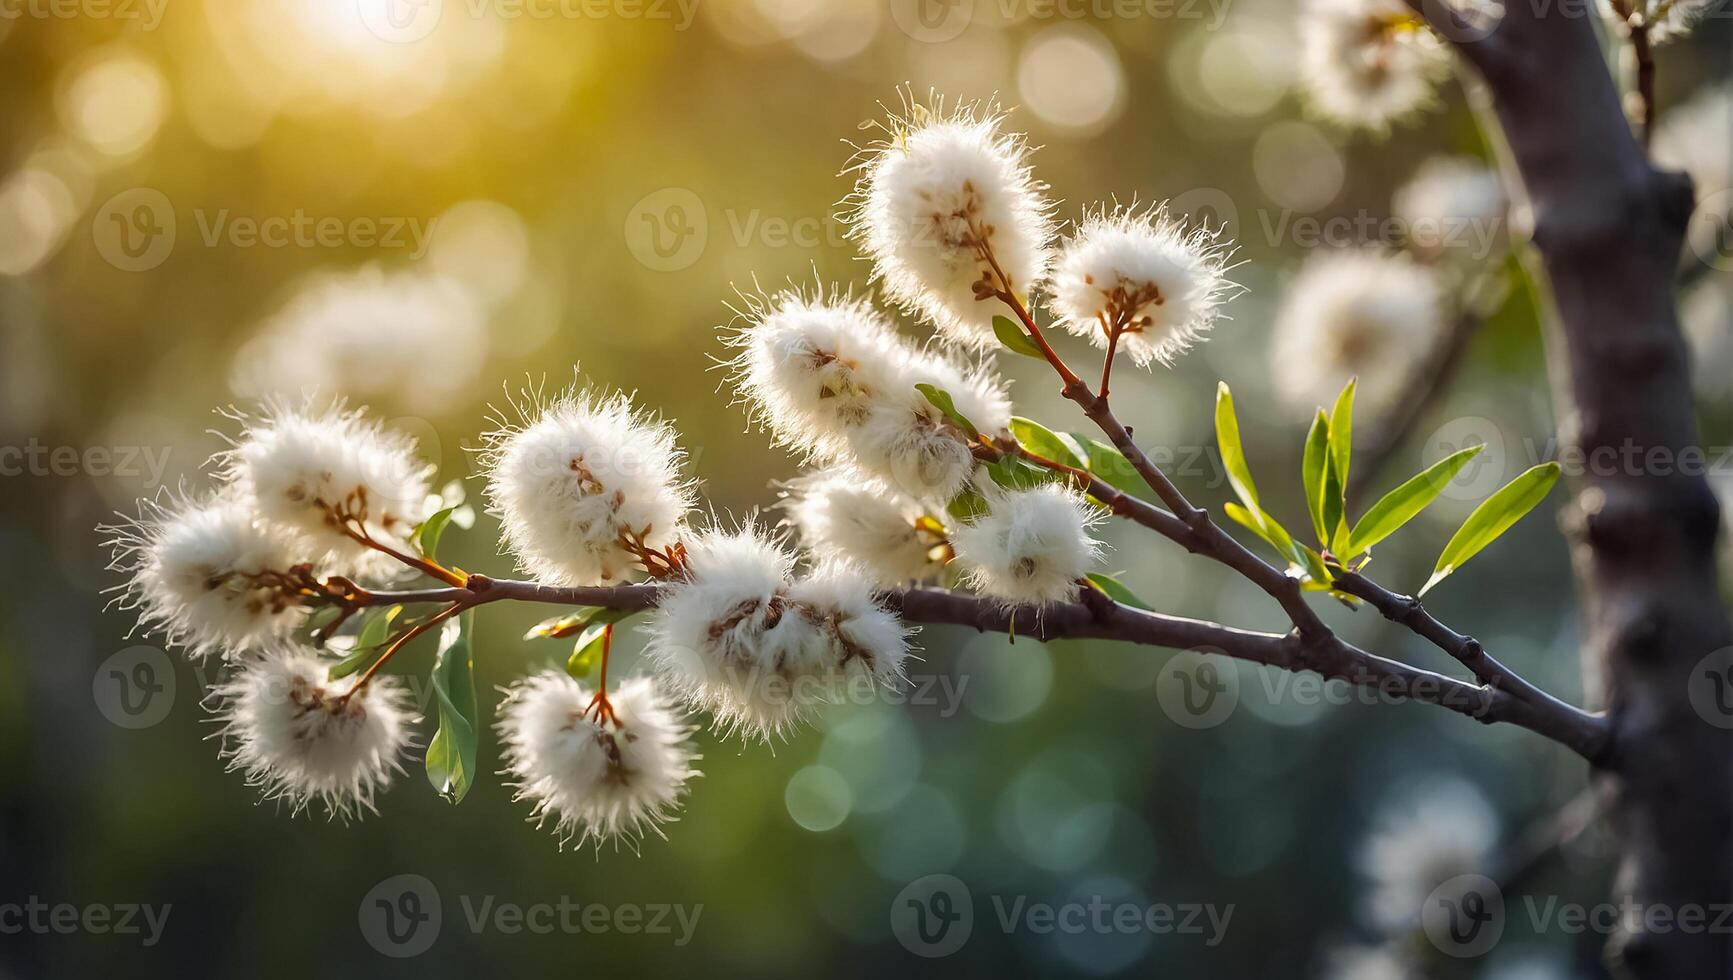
<box><xmin>1419</xmin><ymin>3</ymin><xmax>1733</xmax><ymax>975</ymax></box>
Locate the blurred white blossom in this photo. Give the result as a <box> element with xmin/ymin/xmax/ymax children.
<box><xmin>1272</xmin><ymin>250</ymin><xmax>1448</xmax><ymax>418</ymax></box>
<box><xmin>231</xmin><ymin>266</ymin><xmax>489</xmax><ymax>413</ymax></box>
<box><xmin>1298</xmin><ymin>0</ymin><xmax>1450</xmax><ymax>134</ymax></box>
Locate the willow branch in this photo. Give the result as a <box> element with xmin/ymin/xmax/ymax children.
<box><xmin>1330</xmin><ymin>570</ymin><xmax>1588</xmax><ymax>724</ymax></box>
<box><xmin>339</xmin><ymin>573</ymin><xmax>1609</xmax><ymax>759</ymax></box>
<box><xmin>977</xmin><ymin>271</ymin><xmax>1608</xmax><ymax>759</ymax></box>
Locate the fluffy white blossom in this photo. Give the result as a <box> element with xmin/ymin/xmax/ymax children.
<box><xmin>482</xmin><ymin>387</ymin><xmax>695</xmax><ymax>586</ymax></box>
<box><xmin>951</xmin><ymin>484</ymin><xmax>1103</xmax><ymax>605</ymax></box>
<box><xmin>1048</xmin><ymin>205</ymin><xmax>1236</xmax><ymax>368</ymax></box>
<box><xmin>1271</xmin><ymin>250</ymin><xmax>1448</xmax><ymax>418</ymax></box>
<box><xmin>728</xmin><ymin>287</ymin><xmax>920</xmax><ymax>460</ymax></box>
<box><xmin>845</xmin><ymin>96</ymin><xmax>1054</xmax><ymax>348</ymax></box>
<box><xmin>1359</xmin><ymin>778</ymin><xmax>1500</xmax><ymax>931</ymax></box>
<box><xmin>645</xmin><ymin>527</ymin><xmax>910</xmax><ymax>738</ymax></box>
<box><xmin>1299</xmin><ymin>0</ymin><xmax>1451</xmax><ymax>134</ymax></box>
<box><xmin>730</xmin><ymin>286</ymin><xmax>1011</xmax><ymax>502</ymax></box>
<box><xmin>212</xmin><ymin>650</ymin><xmax>417</xmax><ymax>820</ymax></box>
<box><xmin>853</xmin><ymin>352</ymin><xmax>1005</xmax><ymax>502</ymax></box>
<box><xmin>104</xmin><ymin>491</ymin><xmax>313</xmax><ymax>660</ymax></box>
<box><xmin>230</xmin><ymin>266</ymin><xmax>489</xmax><ymax>412</ymax></box>
<box><xmin>496</xmin><ymin>673</ymin><xmax>699</xmax><ymax>849</ymax></box>
<box><xmin>221</xmin><ymin>400</ymin><xmax>433</xmax><ymax>579</ymax></box>
<box><xmin>784</xmin><ymin>468</ymin><xmax>946</xmax><ymax>586</ymax></box>
<box><xmin>1391</xmin><ymin>157</ymin><xmax>1507</xmax><ymax>263</ymax></box>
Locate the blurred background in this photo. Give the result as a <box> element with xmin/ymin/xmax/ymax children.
<box><xmin>1</xmin><ymin>2</ymin><xmax>1729</xmax><ymax>977</ymax></box>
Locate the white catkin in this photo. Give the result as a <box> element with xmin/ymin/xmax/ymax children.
<box><xmin>1270</xmin><ymin>249</ymin><xmax>1447</xmax><ymax>418</ymax></box>
<box><xmin>1390</xmin><ymin>157</ymin><xmax>1507</xmax><ymax>264</ymax></box>
<box><xmin>729</xmin><ymin>285</ymin><xmax>1011</xmax><ymax>503</ymax></box>
<box><xmin>843</xmin><ymin>94</ymin><xmax>1054</xmax><ymax>349</ymax></box>
<box><xmin>212</xmin><ymin>649</ymin><xmax>418</xmax><ymax>821</ymax></box>
<box><xmin>496</xmin><ymin>673</ymin><xmax>700</xmax><ymax>850</ymax></box>
<box><xmin>1048</xmin><ymin>203</ymin><xmax>1236</xmax><ymax>368</ymax></box>
<box><xmin>1298</xmin><ymin>0</ymin><xmax>1451</xmax><ymax>134</ymax></box>
<box><xmin>102</xmin><ymin>489</ymin><xmax>314</xmax><ymax>661</ymax></box>
<box><xmin>951</xmin><ymin>483</ymin><xmax>1104</xmax><ymax>605</ymax></box>
<box><xmin>220</xmin><ymin>399</ymin><xmax>433</xmax><ymax>581</ymax></box>
<box><xmin>783</xmin><ymin>467</ymin><xmax>944</xmax><ymax>586</ymax></box>
<box><xmin>644</xmin><ymin>526</ymin><xmax>909</xmax><ymax>739</ymax></box>
<box><xmin>481</xmin><ymin>386</ymin><xmax>695</xmax><ymax>586</ymax></box>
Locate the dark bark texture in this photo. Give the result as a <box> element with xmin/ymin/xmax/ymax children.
<box><xmin>1412</xmin><ymin>0</ymin><xmax>1733</xmax><ymax>974</ymax></box>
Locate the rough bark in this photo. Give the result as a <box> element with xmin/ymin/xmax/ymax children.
<box><xmin>1411</xmin><ymin>1</ymin><xmax>1733</xmax><ymax>974</ymax></box>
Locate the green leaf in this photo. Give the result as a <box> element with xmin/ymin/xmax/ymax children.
<box><xmin>1010</xmin><ymin>417</ymin><xmax>1086</xmax><ymax>470</ymax></box>
<box><xmin>524</xmin><ymin>606</ymin><xmax>634</xmax><ymax>641</ymax></box>
<box><xmin>992</xmin><ymin>315</ymin><xmax>1045</xmax><ymax>359</ymax></box>
<box><xmin>1328</xmin><ymin>378</ymin><xmax>1356</xmax><ymax>492</ymax></box>
<box><xmin>566</xmin><ymin>622</ymin><xmax>610</xmax><ymax>679</ymax></box>
<box><xmin>1302</xmin><ymin>410</ymin><xmax>1331</xmax><ymax>543</ymax></box>
<box><xmin>326</xmin><ymin>605</ymin><xmax>403</xmax><ymax>680</ymax></box>
<box><xmin>1347</xmin><ymin>445</ymin><xmax>1485</xmax><ymax>557</ymax></box>
<box><xmin>1085</xmin><ymin>572</ymin><xmax>1152</xmax><ymax>610</ymax></box>
<box><xmin>987</xmin><ymin>455</ymin><xmax>1059</xmax><ymax>491</ymax></box>
<box><xmin>915</xmin><ymin>383</ymin><xmax>980</xmax><ymax>439</ymax></box>
<box><xmin>947</xmin><ymin>488</ymin><xmax>991</xmax><ymax>522</ymax></box>
<box><xmin>410</xmin><ymin>506</ymin><xmax>458</xmax><ymax>561</ymax></box>
<box><xmin>1421</xmin><ymin>462</ymin><xmax>1562</xmax><ymax>596</ymax></box>
<box><xmin>1296</xmin><ymin>543</ymin><xmax>1333</xmax><ymax>588</ymax></box>
<box><xmin>1223</xmin><ymin>501</ymin><xmax>1299</xmax><ymax>566</ymax></box>
<box><xmin>1214</xmin><ymin>382</ymin><xmax>1263</xmax><ymax>510</ymax></box>
<box><xmin>425</xmin><ymin>611</ymin><xmax>479</xmax><ymax>805</ymax></box>
<box><xmin>1075</xmin><ymin>435</ymin><xmax>1145</xmax><ymax>496</ymax></box>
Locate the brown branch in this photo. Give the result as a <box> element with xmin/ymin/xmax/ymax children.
<box><xmin>1331</xmin><ymin>570</ymin><xmax>1587</xmax><ymax>724</ymax></box>
<box><xmin>340</xmin><ymin>573</ymin><xmax>1608</xmax><ymax>758</ymax></box>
